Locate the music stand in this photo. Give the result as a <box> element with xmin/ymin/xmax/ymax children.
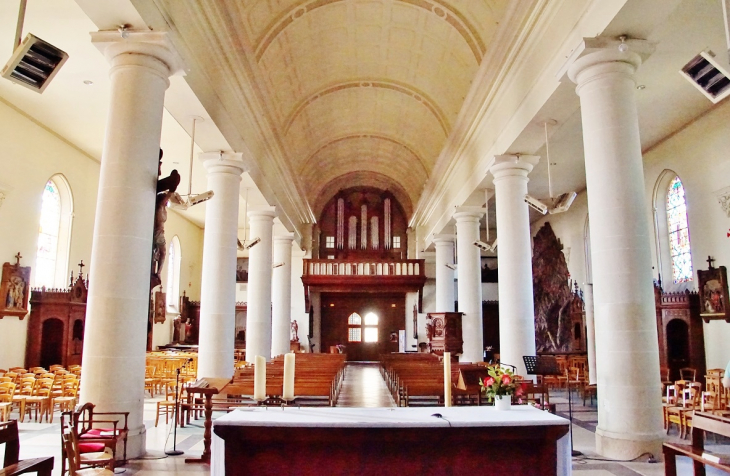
<box><xmin>524</xmin><ymin>355</ymin><xmax>581</xmax><ymax>457</ymax></box>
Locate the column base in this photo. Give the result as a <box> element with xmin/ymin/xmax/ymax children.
<box><xmin>125</xmin><ymin>424</ymin><xmax>147</xmax><ymax>460</ymax></box>
<box><xmin>595</xmin><ymin>429</ymin><xmax>663</xmax><ymax>461</ymax></box>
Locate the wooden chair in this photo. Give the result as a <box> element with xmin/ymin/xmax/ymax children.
<box><xmin>61</xmin><ymin>429</ymin><xmax>113</xmax><ymax>476</ymax></box>
<box><xmin>144</xmin><ymin>365</ymin><xmax>158</xmax><ymax>398</ymax></box>
<box><xmin>1</xmin><ymin>420</ymin><xmax>54</xmax><ymax>475</ymax></box>
<box><xmin>155</xmin><ymin>381</ymin><xmax>181</xmax><ymax>427</ymax></box>
<box><xmin>666</xmin><ymin>382</ymin><xmax>702</xmax><ymax>439</ymax></box>
<box><xmin>0</xmin><ymin>383</ymin><xmax>13</xmax><ymax>422</ymax></box>
<box><xmin>11</xmin><ymin>376</ymin><xmax>36</xmax><ymax>423</ymax></box>
<box><xmin>50</xmin><ymin>379</ymin><xmax>80</xmax><ymax>423</ymax></box>
<box><xmin>72</xmin><ymin>403</ymin><xmax>129</xmax><ymax>467</ymax></box>
<box><xmin>24</xmin><ymin>377</ymin><xmax>54</xmax><ymax>422</ymax></box>
<box><xmin>679</xmin><ymin>368</ymin><xmax>697</xmax><ymax>381</ymax></box>
<box><xmin>660</xmin><ymin>366</ymin><xmax>672</xmax><ymax>392</ymax></box>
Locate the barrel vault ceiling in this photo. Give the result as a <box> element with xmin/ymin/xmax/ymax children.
<box><xmin>137</xmin><ymin>0</ymin><xmax>514</xmax><ymax>221</ymax></box>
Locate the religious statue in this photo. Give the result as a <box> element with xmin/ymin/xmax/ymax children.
<box><xmin>291</xmin><ymin>319</ymin><xmax>299</xmax><ymax>342</ymax></box>
<box><xmin>1</xmin><ymin>253</ymin><xmax>31</xmax><ymax>318</ymax></box>
<box><xmin>151</xmin><ymin>149</ymin><xmax>180</xmax><ymax>289</ymax></box>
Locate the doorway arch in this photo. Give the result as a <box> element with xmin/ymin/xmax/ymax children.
<box><xmin>40</xmin><ymin>318</ymin><xmax>65</xmax><ymax>368</ymax></box>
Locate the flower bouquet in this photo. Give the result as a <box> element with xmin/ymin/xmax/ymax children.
<box><xmin>479</xmin><ymin>366</ymin><xmax>521</xmax><ymax>406</ymax></box>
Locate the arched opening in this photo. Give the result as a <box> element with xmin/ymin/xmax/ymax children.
<box><xmin>71</xmin><ymin>319</ymin><xmax>84</xmax><ymax>355</ymax></box>
<box><xmin>34</xmin><ymin>175</ymin><xmax>73</xmax><ymax>288</ymax></box>
<box><xmin>652</xmin><ymin>170</ymin><xmax>693</xmax><ymax>289</ymax></box>
<box><xmin>666</xmin><ymin>319</ymin><xmax>690</xmax><ymax>380</ymax></box>
<box><xmin>40</xmin><ymin>318</ymin><xmax>65</xmax><ymax>368</ymax></box>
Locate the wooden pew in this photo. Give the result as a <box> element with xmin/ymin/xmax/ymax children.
<box><xmin>0</xmin><ymin>420</ymin><xmax>54</xmax><ymax>476</ymax></box>
<box><xmin>663</xmin><ymin>412</ymin><xmax>730</xmax><ymax>475</ymax></box>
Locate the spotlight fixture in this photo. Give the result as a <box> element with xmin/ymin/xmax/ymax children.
<box><xmin>524</xmin><ymin>195</ymin><xmax>549</xmax><ymax>215</ymax></box>
<box><xmin>473</xmin><ymin>239</ymin><xmax>498</xmax><ymax>253</ymax></box>
<box><xmin>245</xmin><ymin>237</ymin><xmax>261</xmax><ymax>249</ymax></box>
<box><xmin>444</xmin><ymin>263</ymin><xmax>457</xmax><ymax>270</ymax></box>
<box><xmin>168</xmin><ymin>117</ymin><xmax>214</xmax><ymax>210</ymax></box>
<box><xmin>2</xmin><ymin>33</ymin><xmax>68</xmax><ymax>93</ymax></box>
<box><xmin>272</xmin><ymin>262</ymin><xmax>285</xmax><ymax>269</ymax></box>
<box><xmin>237</xmin><ymin>239</ymin><xmax>244</xmax><ymax>251</ymax></box>
<box><xmin>618</xmin><ymin>35</ymin><xmax>629</xmax><ymax>53</ymax></box>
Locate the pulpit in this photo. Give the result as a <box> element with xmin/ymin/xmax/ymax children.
<box><xmin>426</xmin><ymin>312</ymin><xmax>463</xmax><ymax>358</ymax></box>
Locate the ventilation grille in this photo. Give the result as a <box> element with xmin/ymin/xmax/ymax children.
<box><xmin>1</xmin><ymin>33</ymin><xmax>68</xmax><ymax>93</ymax></box>
<box><xmin>680</xmin><ymin>51</ymin><xmax>730</xmax><ymax>104</ymax></box>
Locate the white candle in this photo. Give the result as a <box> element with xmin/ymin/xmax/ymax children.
<box><xmin>443</xmin><ymin>352</ymin><xmax>451</xmax><ymax>407</ymax></box>
<box><xmin>254</xmin><ymin>355</ymin><xmax>266</xmax><ymax>401</ymax></box>
<box><xmin>283</xmin><ymin>352</ymin><xmax>295</xmax><ymax>401</ymax></box>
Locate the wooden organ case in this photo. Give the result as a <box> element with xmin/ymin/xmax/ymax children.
<box><xmin>26</xmin><ymin>273</ymin><xmax>88</xmax><ymax>369</ymax></box>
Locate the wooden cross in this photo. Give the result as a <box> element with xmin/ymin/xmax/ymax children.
<box><xmin>13</xmin><ymin>252</ymin><xmax>21</xmax><ymax>266</ymax></box>
<box><xmin>707</xmin><ymin>256</ymin><xmax>716</xmax><ymax>269</ymax></box>
<box><xmin>78</xmin><ymin>260</ymin><xmax>85</xmax><ymax>275</ymax></box>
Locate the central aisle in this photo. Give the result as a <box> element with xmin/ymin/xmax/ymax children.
<box><xmin>336</xmin><ymin>362</ymin><xmax>396</xmax><ymax>407</ymax></box>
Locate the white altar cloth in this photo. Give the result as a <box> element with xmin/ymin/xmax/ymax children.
<box><xmin>211</xmin><ymin>406</ymin><xmax>571</xmax><ymax>475</ymax></box>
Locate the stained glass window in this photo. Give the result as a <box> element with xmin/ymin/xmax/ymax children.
<box><xmin>348</xmin><ymin>313</ymin><xmax>361</xmax><ymax>325</ymax></box>
<box><xmin>348</xmin><ymin>327</ymin><xmax>361</xmax><ymax>342</ymax></box>
<box><xmin>35</xmin><ymin>180</ymin><xmax>61</xmax><ymax>288</ymax></box>
<box><xmin>666</xmin><ymin>176</ymin><xmax>693</xmax><ymax>283</ymax></box>
<box><xmin>364</xmin><ymin>327</ymin><xmax>378</xmax><ymax>343</ymax></box>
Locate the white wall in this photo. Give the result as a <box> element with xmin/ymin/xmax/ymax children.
<box><xmin>0</xmin><ymin>98</ymin><xmax>99</xmax><ymax>369</ymax></box>
<box><xmin>643</xmin><ymin>100</ymin><xmax>730</xmax><ymax>369</ymax></box>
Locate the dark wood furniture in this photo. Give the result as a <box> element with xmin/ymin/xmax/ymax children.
<box><xmin>426</xmin><ymin>312</ymin><xmax>463</xmax><ymax>357</ymax></box>
<box><xmin>212</xmin><ymin>406</ymin><xmax>570</xmax><ymax>476</ymax></box>
<box><xmin>663</xmin><ymin>412</ymin><xmax>730</xmax><ymax>475</ymax></box>
<box><xmin>0</xmin><ymin>420</ymin><xmax>54</xmax><ymax>475</ymax></box>
<box><xmin>654</xmin><ymin>285</ymin><xmax>706</xmax><ymax>382</ymax></box>
<box><xmin>25</xmin><ymin>274</ymin><xmax>88</xmax><ymax>369</ymax></box>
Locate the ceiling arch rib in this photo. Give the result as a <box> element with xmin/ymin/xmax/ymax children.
<box><xmin>313</xmin><ymin>171</ymin><xmax>414</xmax><ymax>219</ymax></box>
<box><xmin>286</xmin><ymin>87</ymin><xmax>446</xmax><ymax>172</ymax></box>
<box><xmin>300</xmin><ymin>133</ymin><xmax>430</xmax><ymax>177</ymax></box>
<box><xmin>252</xmin><ymin>0</ymin><xmax>486</xmax><ymax>64</ymax></box>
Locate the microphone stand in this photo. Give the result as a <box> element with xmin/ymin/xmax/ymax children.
<box><xmin>165</xmin><ymin>358</ymin><xmax>192</xmax><ymax>456</ymax></box>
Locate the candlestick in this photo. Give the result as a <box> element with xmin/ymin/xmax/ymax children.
<box><xmin>444</xmin><ymin>352</ymin><xmax>451</xmax><ymax>407</ymax></box>
<box><xmin>283</xmin><ymin>352</ymin><xmax>295</xmax><ymax>401</ymax></box>
<box><xmin>254</xmin><ymin>355</ymin><xmax>266</xmax><ymax>401</ymax></box>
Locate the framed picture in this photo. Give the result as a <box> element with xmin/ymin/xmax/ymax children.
<box><xmin>236</xmin><ymin>257</ymin><xmax>249</xmax><ymax>283</ymax></box>
<box><xmin>697</xmin><ymin>266</ymin><xmax>730</xmax><ymax>322</ymax></box>
<box><xmin>153</xmin><ymin>291</ymin><xmax>166</xmax><ymax>324</ymax></box>
<box><xmin>1</xmin><ymin>259</ymin><xmax>31</xmax><ymax>319</ymax></box>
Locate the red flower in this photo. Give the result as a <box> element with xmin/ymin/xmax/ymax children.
<box><xmin>501</xmin><ymin>374</ymin><xmax>511</xmax><ymax>385</ymax></box>
<box><xmin>485</xmin><ymin>377</ymin><xmax>495</xmax><ymax>387</ymax></box>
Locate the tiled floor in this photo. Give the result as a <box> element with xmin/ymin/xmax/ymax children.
<box><xmin>10</xmin><ymin>363</ymin><xmax>730</xmax><ymax>475</ymax></box>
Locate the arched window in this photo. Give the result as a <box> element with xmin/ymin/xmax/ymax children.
<box><xmin>34</xmin><ymin>175</ymin><xmax>73</xmax><ymax>288</ymax></box>
<box><xmin>166</xmin><ymin>236</ymin><xmax>181</xmax><ymax>313</ymax></box>
<box><xmin>666</xmin><ymin>176</ymin><xmax>693</xmax><ymax>283</ymax></box>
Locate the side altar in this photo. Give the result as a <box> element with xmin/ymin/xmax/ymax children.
<box><xmin>211</xmin><ymin>406</ymin><xmax>570</xmax><ymax>475</ymax></box>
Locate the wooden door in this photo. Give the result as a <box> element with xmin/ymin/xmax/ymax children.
<box><xmin>321</xmin><ymin>293</ymin><xmax>404</xmax><ymax>361</ymax></box>
<box><xmin>40</xmin><ymin>318</ymin><xmax>64</xmax><ymax>369</ymax></box>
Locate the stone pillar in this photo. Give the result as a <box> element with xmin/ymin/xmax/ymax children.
<box><xmin>584</xmin><ymin>283</ymin><xmax>597</xmax><ymax>385</ymax></box>
<box><xmin>245</xmin><ymin>209</ymin><xmax>277</xmax><ymax>362</ymax></box>
<box><xmin>271</xmin><ymin>234</ymin><xmax>294</xmax><ymax>357</ymax></box>
<box><xmin>490</xmin><ymin>155</ymin><xmax>539</xmax><ymax>379</ymax></box>
<box><xmin>196</xmin><ymin>153</ymin><xmax>244</xmax><ymax>379</ymax></box>
<box><xmin>569</xmin><ymin>45</ymin><xmax>662</xmax><ymax>459</ymax></box>
<box><xmin>453</xmin><ymin>208</ymin><xmax>484</xmax><ymax>362</ymax></box>
<box><xmin>433</xmin><ymin>235</ymin><xmax>456</xmax><ymax>312</ymax></box>
<box><xmin>82</xmin><ymin>31</ymin><xmax>182</xmax><ymax>458</ymax></box>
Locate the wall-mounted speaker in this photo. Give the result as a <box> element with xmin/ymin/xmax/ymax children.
<box><xmin>2</xmin><ymin>33</ymin><xmax>68</xmax><ymax>93</ymax></box>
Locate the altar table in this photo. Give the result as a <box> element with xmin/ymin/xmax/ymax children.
<box><xmin>212</xmin><ymin>406</ymin><xmax>571</xmax><ymax>475</ymax></box>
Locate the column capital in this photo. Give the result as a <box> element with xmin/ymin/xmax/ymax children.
<box><xmin>490</xmin><ymin>155</ymin><xmax>539</xmax><ymax>180</ymax></box>
<box><xmin>248</xmin><ymin>208</ymin><xmax>277</xmax><ymax>221</ymax></box>
<box><xmin>91</xmin><ymin>30</ymin><xmax>185</xmax><ymax>77</ymax></box>
<box><xmin>433</xmin><ymin>234</ymin><xmax>456</xmax><ymax>245</ymax></box>
<box><xmin>274</xmin><ymin>233</ymin><xmax>295</xmax><ymax>244</ymax></box>
<box><xmin>201</xmin><ymin>152</ymin><xmax>245</xmax><ymax>175</ymax></box>
<box><xmin>566</xmin><ymin>38</ymin><xmax>654</xmax><ymax>88</ymax></box>
<box><xmin>453</xmin><ymin>207</ymin><xmax>484</xmax><ymax>222</ymax></box>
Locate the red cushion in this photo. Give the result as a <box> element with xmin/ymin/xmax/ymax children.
<box><xmin>78</xmin><ymin>442</ymin><xmax>106</xmax><ymax>453</ymax></box>
<box><xmin>82</xmin><ymin>429</ymin><xmax>115</xmax><ymax>437</ymax></box>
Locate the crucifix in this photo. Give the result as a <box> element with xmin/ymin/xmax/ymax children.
<box><xmin>78</xmin><ymin>260</ymin><xmax>85</xmax><ymax>277</ymax></box>
<box><xmin>13</xmin><ymin>252</ymin><xmax>22</xmax><ymax>266</ymax></box>
<box><xmin>707</xmin><ymin>255</ymin><xmax>715</xmax><ymax>269</ymax></box>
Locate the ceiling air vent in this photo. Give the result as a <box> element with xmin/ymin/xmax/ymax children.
<box><xmin>680</xmin><ymin>51</ymin><xmax>730</xmax><ymax>104</ymax></box>
<box><xmin>1</xmin><ymin>33</ymin><xmax>68</xmax><ymax>93</ymax></box>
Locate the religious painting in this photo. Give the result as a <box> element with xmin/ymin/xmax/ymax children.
<box><xmin>153</xmin><ymin>290</ymin><xmax>166</xmax><ymax>324</ymax></box>
<box><xmin>236</xmin><ymin>257</ymin><xmax>249</xmax><ymax>283</ymax></box>
<box><xmin>697</xmin><ymin>265</ymin><xmax>730</xmax><ymax>322</ymax></box>
<box><xmin>1</xmin><ymin>257</ymin><xmax>31</xmax><ymax>319</ymax></box>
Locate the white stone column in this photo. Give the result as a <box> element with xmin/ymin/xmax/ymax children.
<box><xmin>490</xmin><ymin>155</ymin><xmax>539</xmax><ymax>378</ymax></box>
<box><xmin>453</xmin><ymin>208</ymin><xmax>484</xmax><ymax>362</ymax></box>
<box><xmin>271</xmin><ymin>234</ymin><xmax>294</xmax><ymax>357</ymax></box>
<box><xmin>569</xmin><ymin>45</ymin><xmax>662</xmax><ymax>459</ymax></box>
<box><xmin>245</xmin><ymin>209</ymin><xmax>276</xmax><ymax>362</ymax></box>
<box><xmin>82</xmin><ymin>31</ymin><xmax>182</xmax><ymax>458</ymax></box>
<box><xmin>584</xmin><ymin>283</ymin><xmax>597</xmax><ymax>385</ymax></box>
<box><xmin>433</xmin><ymin>235</ymin><xmax>456</xmax><ymax>312</ymax></box>
<box><xmin>197</xmin><ymin>153</ymin><xmax>244</xmax><ymax>379</ymax></box>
